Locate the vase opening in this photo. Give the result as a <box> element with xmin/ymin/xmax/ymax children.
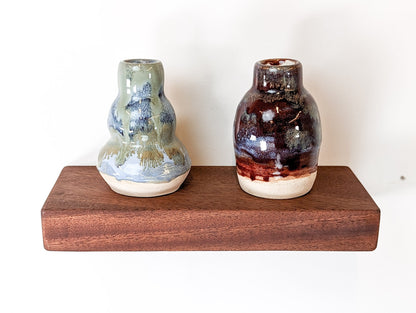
<box><xmin>123</xmin><ymin>59</ymin><xmax>160</xmax><ymax>64</ymax></box>
<box><xmin>259</xmin><ymin>58</ymin><xmax>299</xmax><ymax>67</ymax></box>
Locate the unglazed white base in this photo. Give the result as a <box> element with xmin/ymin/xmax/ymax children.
<box><xmin>99</xmin><ymin>170</ymin><xmax>190</xmax><ymax>197</ymax></box>
<box><xmin>237</xmin><ymin>171</ymin><xmax>317</xmax><ymax>199</ymax></box>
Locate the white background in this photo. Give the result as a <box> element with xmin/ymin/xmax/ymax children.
<box><xmin>1</xmin><ymin>0</ymin><xmax>416</xmax><ymax>312</ymax></box>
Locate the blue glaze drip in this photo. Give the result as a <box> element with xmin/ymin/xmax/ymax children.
<box><xmin>160</xmin><ymin>93</ymin><xmax>175</xmax><ymax>124</ymax></box>
<box><xmin>108</xmin><ymin>96</ymin><xmax>124</xmax><ymax>136</ymax></box>
<box><xmin>126</xmin><ymin>83</ymin><xmax>153</xmax><ymax>137</ymax></box>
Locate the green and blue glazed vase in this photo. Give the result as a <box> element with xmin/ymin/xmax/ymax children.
<box><xmin>234</xmin><ymin>58</ymin><xmax>322</xmax><ymax>199</ymax></box>
<box><xmin>98</xmin><ymin>59</ymin><xmax>191</xmax><ymax>197</ymax></box>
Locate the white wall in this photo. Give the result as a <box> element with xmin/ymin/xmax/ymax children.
<box><xmin>1</xmin><ymin>1</ymin><xmax>415</xmax><ymax>312</ymax></box>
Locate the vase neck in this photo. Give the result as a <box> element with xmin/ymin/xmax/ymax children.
<box><xmin>118</xmin><ymin>59</ymin><xmax>164</xmax><ymax>97</ymax></box>
<box><xmin>253</xmin><ymin>58</ymin><xmax>303</xmax><ymax>92</ymax></box>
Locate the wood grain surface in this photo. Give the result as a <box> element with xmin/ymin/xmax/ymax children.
<box><xmin>41</xmin><ymin>166</ymin><xmax>380</xmax><ymax>251</ymax></box>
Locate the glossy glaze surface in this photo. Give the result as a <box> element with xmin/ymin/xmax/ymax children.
<box><xmin>234</xmin><ymin>58</ymin><xmax>321</xmax><ymax>184</ymax></box>
<box><xmin>98</xmin><ymin>59</ymin><xmax>191</xmax><ymax>184</ymax></box>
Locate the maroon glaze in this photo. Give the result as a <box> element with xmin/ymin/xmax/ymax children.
<box><xmin>234</xmin><ymin>58</ymin><xmax>322</xmax><ymax>181</ymax></box>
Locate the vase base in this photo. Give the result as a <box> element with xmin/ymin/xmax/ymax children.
<box><xmin>99</xmin><ymin>170</ymin><xmax>190</xmax><ymax>197</ymax></box>
<box><xmin>237</xmin><ymin>171</ymin><xmax>317</xmax><ymax>199</ymax></box>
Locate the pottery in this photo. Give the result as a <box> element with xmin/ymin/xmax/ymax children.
<box><xmin>98</xmin><ymin>59</ymin><xmax>191</xmax><ymax>197</ymax></box>
<box><xmin>233</xmin><ymin>58</ymin><xmax>322</xmax><ymax>199</ymax></box>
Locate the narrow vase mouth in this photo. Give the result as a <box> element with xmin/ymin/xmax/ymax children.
<box><xmin>253</xmin><ymin>58</ymin><xmax>303</xmax><ymax>91</ymax></box>
<box><xmin>122</xmin><ymin>59</ymin><xmax>161</xmax><ymax>65</ymax></box>
<box><xmin>257</xmin><ymin>58</ymin><xmax>300</xmax><ymax>67</ymax></box>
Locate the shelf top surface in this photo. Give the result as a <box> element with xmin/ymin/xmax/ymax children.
<box><xmin>42</xmin><ymin>166</ymin><xmax>380</xmax><ymax>213</ymax></box>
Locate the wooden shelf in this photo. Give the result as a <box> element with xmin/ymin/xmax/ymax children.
<box><xmin>41</xmin><ymin>166</ymin><xmax>380</xmax><ymax>251</ymax></box>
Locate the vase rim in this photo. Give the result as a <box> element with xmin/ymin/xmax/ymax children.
<box><xmin>122</xmin><ymin>59</ymin><xmax>161</xmax><ymax>65</ymax></box>
<box><xmin>256</xmin><ymin>58</ymin><xmax>300</xmax><ymax>67</ymax></box>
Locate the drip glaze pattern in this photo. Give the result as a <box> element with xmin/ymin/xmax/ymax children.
<box><xmin>98</xmin><ymin>59</ymin><xmax>191</xmax><ymax>197</ymax></box>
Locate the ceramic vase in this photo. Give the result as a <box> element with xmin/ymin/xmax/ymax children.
<box><xmin>98</xmin><ymin>59</ymin><xmax>191</xmax><ymax>197</ymax></box>
<box><xmin>234</xmin><ymin>58</ymin><xmax>322</xmax><ymax>199</ymax></box>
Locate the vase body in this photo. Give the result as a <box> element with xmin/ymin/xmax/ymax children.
<box><xmin>234</xmin><ymin>59</ymin><xmax>322</xmax><ymax>199</ymax></box>
<box><xmin>98</xmin><ymin>59</ymin><xmax>191</xmax><ymax>197</ymax></box>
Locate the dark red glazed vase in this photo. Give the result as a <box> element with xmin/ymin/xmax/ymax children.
<box><xmin>234</xmin><ymin>58</ymin><xmax>322</xmax><ymax>199</ymax></box>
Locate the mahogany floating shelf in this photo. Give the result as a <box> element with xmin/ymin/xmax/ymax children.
<box><xmin>41</xmin><ymin>166</ymin><xmax>380</xmax><ymax>251</ymax></box>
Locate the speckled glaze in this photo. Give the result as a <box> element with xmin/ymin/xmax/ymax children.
<box><xmin>98</xmin><ymin>59</ymin><xmax>191</xmax><ymax>197</ymax></box>
<box><xmin>234</xmin><ymin>58</ymin><xmax>321</xmax><ymax>199</ymax></box>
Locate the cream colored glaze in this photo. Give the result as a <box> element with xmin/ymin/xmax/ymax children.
<box><xmin>99</xmin><ymin>170</ymin><xmax>190</xmax><ymax>197</ymax></box>
<box><xmin>237</xmin><ymin>171</ymin><xmax>317</xmax><ymax>199</ymax></box>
